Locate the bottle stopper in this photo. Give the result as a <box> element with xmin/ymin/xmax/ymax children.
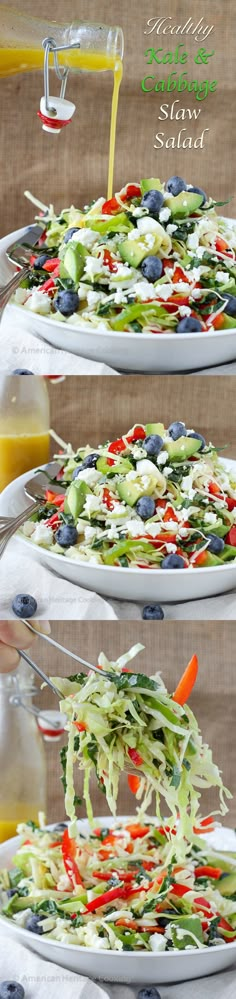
<box><xmin>37</xmin><ymin>709</ymin><xmax>67</xmax><ymax>741</ymax></box>
<box><xmin>38</xmin><ymin>96</ymin><xmax>76</xmax><ymax>134</ymax></box>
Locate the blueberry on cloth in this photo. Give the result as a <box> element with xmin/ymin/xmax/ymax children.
<box><xmin>142</xmin><ymin>604</ymin><xmax>164</xmax><ymax>620</ymax></box>
<box><xmin>12</xmin><ymin>594</ymin><xmax>37</xmax><ymax>618</ymax></box>
<box><xmin>137</xmin><ymin>989</ymin><xmax>161</xmax><ymax>999</ymax></box>
<box><xmin>0</xmin><ymin>985</ymin><xmax>25</xmax><ymax>999</ymax></box>
<box><xmin>12</xmin><ymin>369</ymin><xmax>33</xmax><ymax>375</ymax></box>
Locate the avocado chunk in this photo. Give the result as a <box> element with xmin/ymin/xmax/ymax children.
<box><xmin>96</xmin><ymin>456</ymin><xmax>133</xmax><ymax>476</ymax></box>
<box><xmin>165</xmin><ymin>191</ymin><xmax>204</xmax><ymax>218</ymax></box>
<box><xmin>166</xmin><ymin>436</ymin><xmax>202</xmax><ymax>461</ymax></box>
<box><xmin>218</xmin><ymin>872</ymin><xmax>236</xmax><ymax>896</ymax></box>
<box><xmin>140</xmin><ymin>178</ymin><xmax>163</xmax><ymax>195</ymax></box>
<box><xmin>63</xmin><ymin>242</ymin><xmax>88</xmax><ymax>283</ymax></box>
<box><xmin>145</xmin><ymin>422</ymin><xmax>165</xmax><ymax>436</ymax></box>
<box><xmin>66</xmin><ymin>480</ymin><xmax>91</xmax><ymax>519</ymax></box>
<box><xmin>117</xmin><ymin>480</ymin><xmax>147</xmax><ymax>507</ymax></box>
<box><xmin>119</xmin><ymin>239</ymin><xmax>147</xmax><ymax>268</ymax></box>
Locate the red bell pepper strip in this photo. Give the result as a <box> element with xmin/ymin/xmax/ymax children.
<box><xmin>103</xmin><ymin>249</ymin><xmax>118</xmax><ymax>273</ymax></box>
<box><xmin>42</xmin><ymin>277</ymin><xmax>56</xmax><ymax>294</ymax></box>
<box><xmin>102</xmin><ymin>197</ymin><xmax>120</xmax><ymax>215</ymax></box>
<box><xmin>172</xmin><ymin>654</ymin><xmax>198</xmax><ymax>706</ymax></box>
<box><xmin>215</xmin><ymin>236</ymin><xmax>230</xmax><ymax>254</ymax></box>
<box><xmin>172</xmin><ymin>266</ymin><xmax>190</xmax><ymax>284</ymax></box>
<box><xmin>43</xmin><ymin>257</ymin><xmax>60</xmax><ymax>272</ymax></box>
<box><xmin>226</xmin><ymin>497</ymin><xmax>236</xmax><ymax>511</ymax></box>
<box><xmin>170</xmin><ymin>883</ymin><xmax>191</xmax><ymax>897</ymax></box>
<box><xmin>128</xmin><ymin>774</ymin><xmax>141</xmax><ymax>794</ymax></box>
<box><xmin>126</xmin><ymin>426</ymin><xmax>146</xmax><ymax>443</ymax></box>
<box><xmin>128</xmin><ymin>748</ymin><xmax>144</xmax><ymax>768</ymax></box>
<box><xmin>73</xmin><ymin>720</ymin><xmax>87</xmax><ymax>732</ymax></box>
<box><xmin>193</xmin><ymin>896</ymin><xmax>213</xmax><ymax>912</ymax></box>
<box><xmin>217</xmin><ymin>916</ymin><xmax>236</xmax><ymax>941</ymax></box>
<box><xmin>125</xmin><ymin>823</ymin><xmax>149</xmax><ymax>839</ymax></box>
<box><xmin>108</xmin><ymin>438</ymin><xmax>126</xmax><ymax>455</ymax></box>
<box><xmin>102</xmin><ymin>487</ymin><xmax>116</xmax><ymax>510</ymax></box>
<box><xmin>93</xmin><ymin>870</ymin><xmax>135</xmax><ymax>883</ymax></box>
<box><xmin>84</xmin><ymin>884</ymin><xmax>127</xmax><ymax>912</ymax></box>
<box><xmin>208</xmin><ymin>480</ymin><xmax>224</xmax><ymax>499</ymax></box>
<box><xmin>62</xmin><ymin>829</ymin><xmax>84</xmax><ymax>887</ymax></box>
<box><xmin>225</xmin><ymin>526</ymin><xmax>236</xmax><ymax>546</ymax></box>
<box><xmin>45</xmin><ymin>489</ymin><xmax>65</xmax><ymax>506</ymax></box>
<box><xmin>194</xmin><ymin>866</ymin><xmax>222</xmax><ymax>879</ymax></box>
<box><xmin>45</xmin><ymin>512</ymin><xmax>61</xmax><ymax>529</ymax></box>
<box><xmin>122</xmin><ymin>184</ymin><xmax>141</xmax><ymax>200</ymax></box>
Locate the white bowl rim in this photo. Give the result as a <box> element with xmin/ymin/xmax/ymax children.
<box><xmin>2</xmin><ymin>458</ymin><xmax>236</xmax><ymax>578</ymax></box>
<box><xmin>1</xmin><ymin>820</ymin><xmax>236</xmax><ymax>960</ymax></box>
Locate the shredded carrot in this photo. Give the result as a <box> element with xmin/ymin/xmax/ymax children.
<box><xmin>172</xmin><ymin>654</ymin><xmax>198</xmax><ymax>706</ymax></box>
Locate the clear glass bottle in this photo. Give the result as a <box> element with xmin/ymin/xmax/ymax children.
<box><xmin>0</xmin><ymin>375</ymin><xmax>50</xmax><ymax>491</ymax></box>
<box><xmin>0</xmin><ymin>661</ymin><xmax>47</xmax><ymax>842</ymax></box>
<box><xmin>0</xmin><ymin>8</ymin><xmax>123</xmax><ymax>76</ymax></box>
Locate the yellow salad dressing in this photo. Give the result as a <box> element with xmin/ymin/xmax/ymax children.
<box><xmin>0</xmin><ymin>432</ymin><xmax>50</xmax><ymax>491</ymax></box>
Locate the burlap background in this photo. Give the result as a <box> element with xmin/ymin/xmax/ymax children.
<box><xmin>0</xmin><ymin>0</ymin><xmax>235</xmax><ymax>235</ymax></box>
<box><xmin>30</xmin><ymin>619</ymin><xmax>236</xmax><ymax>825</ymax></box>
<box><xmin>48</xmin><ymin>375</ymin><xmax>236</xmax><ymax>458</ymax></box>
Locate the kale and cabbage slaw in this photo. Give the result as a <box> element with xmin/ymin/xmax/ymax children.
<box><xmin>13</xmin><ymin>177</ymin><xmax>236</xmax><ymax>337</ymax></box>
<box><xmin>0</xmin><ymin>648</ymin><xmax>236</xmax><ymax>954</ymax></box>
<box><xmin>21</xmin><ymin>421</ymin><xmax>236</xmax><ymax>570</ymax></box>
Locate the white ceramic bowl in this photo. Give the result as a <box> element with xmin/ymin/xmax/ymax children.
<box><xmin>1</xmin><ymin>226</ymin><xmax>236</xmax><ymax>373</ymax></box>
<box><xmin>0</xmin><ymin>819</ymin><xmax>236</xmax><ymax>983</ymax></box>
<box><xmin>1</xmin><ymin>460</ymin><xmax>236</xmax><ymax>605</ymax></box>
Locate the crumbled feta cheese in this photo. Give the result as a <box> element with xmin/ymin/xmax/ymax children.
<box><xmin>112</xmin><ymin>264</ymin><xmax>132</xmax><ymax>279</ymax></box>
<box><xmin>133</xmin><ymin>280</ymin><xmax>156</xmax><ymax>301</ymax></box>
<box><xmin>77</xmin><ymin>468</ymin><xmax>102</xmax><ymax>486</ymax></box>
<box><xmin>32</xmin><ymin>524</ymin><xmax>53</xmax><ymax>546</ymax></box>
<box><xmin>136</xmin><ymin>459</ymin><xmax>165</xmax><ymax>482</ymax></box>
<box><xmin>132</xmin><ymin>206</ymin><xmax>148</xmax><ymax>217</ymax></box>
<box><xmin>215</xmin><ymin>270</ymin><xmax>229</xmax><ymax>284</ymax></box>
<box><xmin>155</xmin><ymin>283</ymin><xmax>173</xmax><ymax>301</ymax></box>
<box><xmin>137</xmin><ymin>217</ymin><xmax>164</xmax><ymax>235</ymax></box>
<box><xmin>187</xmin><ymin>231</ymin><xmax>199</xmax><ymax>251</ymax></box>
<box><xmin>166</xmin><ymin>223</ymin><xmax>178</xmax><ymax>235</ymax></box>
<box><xmin>178</xmin><ymin>305</ymin><xmax>191</xmax><ymax>317</ymax></box>
<box><xmin>86</xmin><ymin>290</ymin><xmax>102</xmax><ymax>310</ymax></box>
<box><xmin>157</xmin><ymin>450</ymin><xmax>168</xmax><ymax>465</ymax></box>
<box><xmin>191</xmin><ymin>288</ymin><xmax>203</xmax><ymax>300</ymax></box>
<box><xmin>25</xmin><ymin>290</ymin><xmax>51</xmax><ymax>315</ymax></box>
<box><xmin>204</xmin><ymin>511</ymin><xmax>218</xmax><ymax>524</ymax></box>
<box><xmin>83</xmin><ymin>495</ymin><xmax>102</xmax><ymax>516</ymax></box>
<box><xmin>14</xmin><ymin>287</ymin><xmax>30</xmax><ymax>305</ymax></box>
<box><xmin>163</xmin><ymin>466</ymin><xmax>173</xmax><ymax>476</ymax></box>
<box><xmin>144</xmin><ymin>233</ymin><xmax>156</xmax><ymax>250</ymax></box>
<box><xmin>125</xmin><ymin>520</ymin><xmax>145</xmax><ymax>538</ymax></box>
<box><xmin>150</xmin><ymin>934</ymin><xmax>167</xmax><ymax>952</ymax></box>
<box><xmin>165</xmin><ymin>543</ymin><xmax>177</xmax><ymax>553</ymax></box>
<box><xmin>84</xmin><ymin>526</ymin><xmax>98</xmax><ymax>543</ymax></box>
<box><xmin>113</xmin><ymin>289</ymin><xmax>128</xmax><ymax>305</ymax></box>
<box><xmin>182</xmin><ymin>475</ymin><xmax>196</xmax><ymax>500</ymax></box>
<box><xmin>159</xmin><ymin>207</ymin><xmax>171</xmax><ymax>222</ymax></box>
<box><xmin>78</xmin><ymin>282</ymin><xmax>89</xmax><ymax>301</ymax></box>
<box><xmin>72</xmin><ymin>228</ymin><xmax>98</xmax><ymax>248</ymax></box>
<box><xmin>84</xmin><ymin>257</ymin><xmax>103</xmax><ymax>280</ymax></box>
<box><xmin>22</xmin><ymin>520</ymin><xmax>36</xmax><ymax>537</ymax></box>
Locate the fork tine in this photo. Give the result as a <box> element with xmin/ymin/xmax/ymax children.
<box><xmin>18</xmin><ymin>649</ymin><xmax>61</xmax><ymax>697</ymax></box>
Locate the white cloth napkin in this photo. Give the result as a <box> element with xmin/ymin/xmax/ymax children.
<box><xmin>0</xmin><ymin>540</ymin><xmax>236</xmax><ymax>620</ymax></box>
<box><xmin>1</xmin><ymin>310</ymin><xmax>118</xmax><ymax>376</ymax></box>
<box><xmin>0</xmin><ymin>933</ymin><xmax>236</xmax><ymax>999</ymax></box>
<box><xmin>1</xmin><ymin>309</ymin><xmax>236</xmax><ymax>376</ymax></box>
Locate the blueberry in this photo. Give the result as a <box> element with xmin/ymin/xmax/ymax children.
<box><xmin>54</xmin><ymin>290</ymin><xmax>79</xmax><ymax>317</ymax></box>
<box><xmin>0</xmin><ymin>984</ymin><xmax>25</xmax><ymax>999</ymax></box>
<box><xmin>81</xmin><ymin>453</ymin><xmax>98</xmax><ymax>469</ymax></box>
<box><xmin>142</xmin><ymin>604</ymin><xmax>164</xmax><ymax>620</ymax></box>
<box><xmin>206</xmin><ymin>533</ymin><xmax>225</xmax><ymax>555</ymax></box>
<box><xmin>165</xmin><ymin>176</ymin><xmax>187</xmax><ymax>196</ymax></box>
<box><xmin>168</xmin><ymin>421</ymin><xmax>187</xmax><ymax>441</ymax></box>
<box><xmin>221</xmin><ymin>294</ymin><xmax>236</xmax><ymax>318</ymax></box>
<box><xmin>188</xmin><ymin>185</ymin><xmax>207</xmax><ymax>205</ymax></box>
<box><xmin>141</xmin><ymin>256</ymin><xmax>163</xmax><ymax>281</ymax></box>
<box><xmin>187</xmin><ymin>431</ymin><xmax>206</xmax><ymax>451</ymax></box>
<box><xmin>12</xmin><ymin>594</ymin><xmax>37</xmax><ymax>618</ymax></box>
<box><xmin>72</xmin><ymin>466</ymin><xmax>83</xmax><ymax>479</ymax></box>
<box><xmin>176</xmin><ymin>317</ymin><xmax>203</xmax><ymax>333</ymax></box>
<box><xmin>161</xmin><ymin>554</ymin><xmax>185</xmax><ymax>569</ymax></box>
<box><xmin>136</xmin><ymin>496</ymin><xmax>156</xmax><ymax>520</ymax></box>
<box><xmin>143</xmin><ymin>434</ymin><xmax>163</xmax><ymax>456</ymax></box>
<box><xmin>25</xmin><ymin>913</ymin><xmax>46</xmax><ymax>935</ymax></box>
<box><xmin>140</xmin><ymin>190</ymin><xmax>164</xmax><ymax>215</ymax></box>
<box><xmin>6</xmin><ymin>888</ymin><xmax>19</xmax><ymax>897</ymax></box>
<box><xmin>138</xmin><ymin>989</ymin><xmax>161</xmax><ymax>999</ymax></box>
<box><xmin>63</xmin><ymin>227</ymin><xmax>81</xmax><ymax>244</ymax></box>
<box><xmin>33</xmin><ymin>253</ymin><xmax>49</xmax><ymax>269</ymax></box>
<box><xmin>12</xmin><ymin>369</ymin><xmax>33</xmax><ymax>375</ymax></box>
<box><xmin>55</xmin><ymin>525</ymin><xmax>78</xmax><ymax>548</ymax></box>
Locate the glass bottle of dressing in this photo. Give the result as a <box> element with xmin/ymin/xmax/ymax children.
<box><xmin>0</xmin><ymin>662</ymin><xmax>47</xmax><ymax>842</ymax></box>
<box><xmin>0</xmin><ymin>375</ymin><xmax>50</xmax><ymax>491</ymax></box>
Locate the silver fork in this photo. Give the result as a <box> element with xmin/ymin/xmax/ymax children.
<box><xmin>0</xmin><ymin>224</ymin><xmax>44</xmax><ymax>319</ymax></box>
<box><xmin>19</xmin><ymin>622</ymin><xmax>142</xmax><ymax>778</ymax></box>
<box><xmin>0</xmin><ymin>461</ymin><xmax>63</xmax><ymax>558</ymax></box>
